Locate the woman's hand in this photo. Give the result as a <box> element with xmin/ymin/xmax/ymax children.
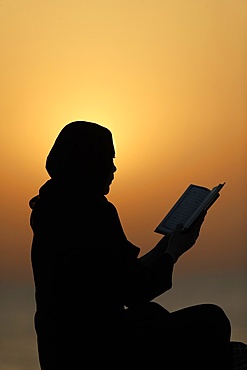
<box><xmin>165</xmin><ymin>211</ymin><xmax>207</xmax><ymax>263</ymax></box>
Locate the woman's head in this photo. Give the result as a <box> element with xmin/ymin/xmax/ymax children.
<box><xmin>45</xmin><ymin>121</ymin><xmax>116</xmax><ymax>194</ymax></box>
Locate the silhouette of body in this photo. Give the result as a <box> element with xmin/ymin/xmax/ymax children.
<box><xmin>29</xmin><ymin>121</ymin><xmax>245</xmax><ymax>369</ymax></box>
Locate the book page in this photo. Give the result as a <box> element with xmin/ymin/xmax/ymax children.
<box><xmin>155</xmin><ymin>182</ymin><xmax>225</xmax><ymax>235</ymax></box>
<box><xmin>182</xmin><ymin>183</ymin><xmax>224</xmax><ymax>229</ymax></box>
<box><xmin>155</xmin><ymin>185</ymin><xmax>210</xmax><ymax>234</ymax></box>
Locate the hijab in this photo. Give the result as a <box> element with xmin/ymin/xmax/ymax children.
<box><xmin>29</xmin><ymin>121</ymin><xmax>115</xmax><ymax>212</ymax></box>
<box><xmin>45</xmin><ymin>121</ymin><xmax>115</xmax><ymax>194</ymax></box>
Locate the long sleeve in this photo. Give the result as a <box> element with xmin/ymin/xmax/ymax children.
<box><xmin>122</xmin><ymin>244</ymin><xmax>174</xmax><ymax>307</ymax></box>
<box><xmin>95</xmin><ymin>201</ymin><xmax>175</xmax><ymax>308</ymax></box>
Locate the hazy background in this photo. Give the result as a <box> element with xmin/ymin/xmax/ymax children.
<box><xmin>0</xmin><ymin>1</ymin><xmax>246</xmax><ymax>369</ymax></box>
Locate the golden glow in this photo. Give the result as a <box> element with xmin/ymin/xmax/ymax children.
<box><xmin>0</xmin><ymin>0</ymin><xmax>247</xmax><ymax>280</ymax></box>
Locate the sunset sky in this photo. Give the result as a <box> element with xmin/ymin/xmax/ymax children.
<box><xmin>0</xmin><ymin>0</ymin><xmax>246</xmax><ymax>282</ymax></box>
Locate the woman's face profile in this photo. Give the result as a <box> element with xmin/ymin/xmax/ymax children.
<box><xmin>103</xmin><ymin>162</ymin><xmax>117</xmax><ymax>195</ymax></box>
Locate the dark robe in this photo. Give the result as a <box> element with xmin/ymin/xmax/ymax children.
<box><xmin>30</xmin><ymin>121</ymin><xmax>174</xmax><ymax>369</ymax></box>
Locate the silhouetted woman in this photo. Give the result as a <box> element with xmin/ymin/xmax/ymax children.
<box><xmin>29</xmin><ymin>121</ymin><xmax>245</xmax><ymax>369</ymax></box>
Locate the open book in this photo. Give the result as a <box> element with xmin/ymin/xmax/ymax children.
<box><xmin>154</xmin><ymin>182</ymin><xmax>225</xmax><ymax>235</ymax></box>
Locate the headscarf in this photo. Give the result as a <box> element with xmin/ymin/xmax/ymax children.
<box><xmin>45</xmin><ymin>121</ymin><xmax>115</xmax><ymax>194</ymax></box>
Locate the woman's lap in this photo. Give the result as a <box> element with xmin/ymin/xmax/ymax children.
<box><xmin>119</xmin><ymin>302</ymin><xmax>232</xmax><ymax>369</ymax></box>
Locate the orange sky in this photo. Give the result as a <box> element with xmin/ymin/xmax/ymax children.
<box><xmin>0</xmin><ymin>0</ymin><xmax>246</xmax><ymax>281</ymax></box>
